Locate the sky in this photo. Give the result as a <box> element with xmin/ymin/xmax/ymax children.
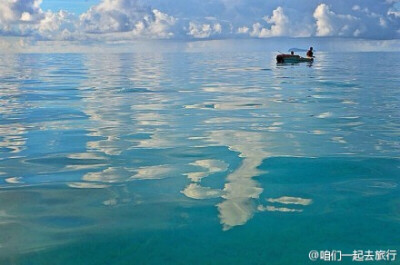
<box><xmin>41</xmin><ymin>0</ymin><xmax>99</xmax><ymax>15</ymax></box>
<box><xmin>0</xmin><ymin>0</ymin><xmax>399</xmax><ymax>50</ymax></box>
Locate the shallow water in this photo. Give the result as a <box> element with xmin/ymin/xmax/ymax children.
<box><xmin>0</xmin><ymin>52</ymin><xmax>399</xmax><ymax>264</ymax></box>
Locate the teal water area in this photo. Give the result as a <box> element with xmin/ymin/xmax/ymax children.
<box><xmin>0</xmin><ymin>52</ymin><xmax>399</xmax><ymax>264</ymax></box>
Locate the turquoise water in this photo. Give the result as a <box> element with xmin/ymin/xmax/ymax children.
<box><xmin>0</xmin><ymin>52</ymin><xmax>399</xmax><ymax>264</ymax></box>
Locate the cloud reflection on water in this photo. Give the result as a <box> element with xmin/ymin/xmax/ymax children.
<box><xmin>0</xmin><ymin>52</ymin><xmax>398</xmax><ymax>239</ymax></box>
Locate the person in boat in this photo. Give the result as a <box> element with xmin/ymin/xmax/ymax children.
<box><xmin>291</xmin><ymin>51</ymin><xmax>294</xmax><ymax>55</ymax></box>
<box><xmin>306</xmin><ymin>47</ymin><xmax>313</xmax><ymax>57</ymax></box>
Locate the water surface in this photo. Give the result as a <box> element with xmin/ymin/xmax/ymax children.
<box><xmin>0</xmin><ymin>52</ymin><xmax>399</xmax><ymax>264</ymax></box>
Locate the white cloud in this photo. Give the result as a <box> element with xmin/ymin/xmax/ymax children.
<box><xmin>237</xmin><ymin>26</ymin><xmax>249</xmax><ymax>34</ymax></box>
<box><xmin>0</xmin><ymin>0</ymin><xmax>43</xmax><ymax>24</ymax></box>
<box><xmin>187</xmin><ymin>22</ymin><xmax>223</xmax><ymax>38</ymax></box>
<box><xmin>79</xmin><ymin>0</ymin><xmax>176</xmax><ymax>39</ymax></box>
<box><xmin>0</xmin><ymin>0</ymin><xmax>44</xmax><ymax>35</ymax></box>
<box><xmin>248</xmin><ymin>6</ymin><xmax>314</xmax><ymax>38</ymax></box>
<box><xmin>0</xmin><ymin>0</ymin><xmax>176</xmax><ymax>40</ymax></box>
<box><xmin>0</xmin><ymin>0</ymin><xmax>399</xmax><ymax>41</ymax></box>
<box><xmin>38</xmin><ymin>10</ymin><xmax>77</xmax><ymax>40</ymax></box>
<box><xmin>314</xmin><ymin>3</ymin><xmax>399</xmax><ymax>38</ymax></box>
<box><xmin>314</xmin><ymin>4</ymin><xmax>360</xmax><ymax>37</ymax></box>
<box><xmin>261</xmin><ymin>6</ymin><xmax>289</xmax><ymax>37</ymax></box>
<box><xmin>388</xmin><ymin>8</ymin><xmax>400</xmax><ymax>18</ymax></box>
<box><xmin>148</xmin><ymin>9</ymin><xmax>176</xmax><ymax>38</ymax></box>
<box><xmin>79</xmin><ymin>0</ymin><xmax>150</xmax><ymax>33</ymax></box>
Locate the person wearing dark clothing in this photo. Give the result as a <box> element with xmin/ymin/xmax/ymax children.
<box><xmin>306</xmin><ymin>47</ymin><xmax>314</xmax><ymax>57</ymax></box>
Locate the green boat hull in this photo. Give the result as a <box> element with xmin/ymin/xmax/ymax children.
<box><xmin>276</xmin><ymin>54</ymin><xmax>313</xmax><ymax>63</ymax></box>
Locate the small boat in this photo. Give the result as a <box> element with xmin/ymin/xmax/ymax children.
<box><xmin>276</xmin><ymin>54</ymin><xmax>313</xmax><ymax>63</ymax></box>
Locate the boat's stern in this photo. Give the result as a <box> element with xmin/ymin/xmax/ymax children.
<box><xmin>276</xmin><ymin>54</ymin><xmax>284</xmax><ymax>63</ymax></box>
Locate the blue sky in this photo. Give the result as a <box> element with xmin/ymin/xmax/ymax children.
<box><xmin>0</xmin><ymin>0</ymin><xmax>399</xmax><ymax>44</ymax></box>
<box><xmin>41</xmin><ymin>0</ymin><xmax>99</xmax><ymax>14</ymax></box>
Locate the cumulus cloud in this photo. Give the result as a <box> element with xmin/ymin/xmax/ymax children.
<box><xmin>313</xmin><ymin>3</ymin><xmax>399</xmax><ymax>38</ymax></box>
<box><xmin>79</xmin><ymin>0</ymin><xmax>176</xmax><ymax>39</ymax></box>
<box><xmin>0</xmin><ymin>0</ymin><xmax>176</xmax><ymax>40</ymax></box>
<box><xmin>240</xmin><ymin>2</ymin><xmax>399</xmax><ymax>39</ymax></box>
<box><xmin>187</xmin><ymin>22</ymin><xmax>223</xmax><ymax>38</ymax></box>
<box><xmin>38</xmin><ymin>10</ymin><xmax>77</xmax><ymax>40</ymax></box>
<box><xmin>237</xmin><ymin>26</ymin><xmax>249</xmax><ymax>34</ymax></box>
<box><xmin>252</xmin><ymin>7</ymin><xmax>290</xmax><ymax>37</ymax></box>
<box><xmin>79</xmin><ymin>0</ymin><xmax>149</xmax><ymax>33</ymax></box>
<box><xmin>388</xmin><ymin>8</ymin><xmax>400</xmax><ymax>18</ymax></box>
<box><xmin>0</xmin><ymin>0</ymin><xmax>44</xmax><ymax>35</ymax></box>
<box><xmin>314</xmin><ymin>4</ymin><xmax>360</xmax><ymax>37</ymax></box>
<box><xmin>79</xmin><ymin>0</ymin><xmax>177</xmax><ymax>39</ymax></box>
<box><xmin>0</xmin><ymin>0</ymin><xmax>399</xmax><ymax>41</ymax></box>
<box><xmin>0</xmin><ymin>0</ymin><xmax>43</xmax><ymax>24</ymax></box>
<box><xmin>247</xmin><ymin>6</ymin><xmax>314</xmax><ymax>38</ymax></box>
<box><xmin>0</xmin><ymin>0</ymin><xmax>78</xmax><ymax>40</ymax></box>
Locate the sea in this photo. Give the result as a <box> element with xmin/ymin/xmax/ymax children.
<box><xmin>0</xmin><ymin>51</ymin><xmax>399</xmax><ymax>265</ymax></box>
